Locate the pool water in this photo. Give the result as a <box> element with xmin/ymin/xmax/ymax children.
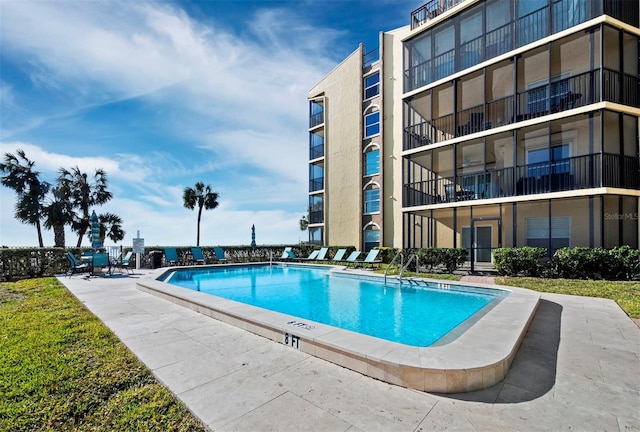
<box><xmin>164</xmin><ymin>264</ymin><xmax>507</xmax><ymax>347</ymax></box>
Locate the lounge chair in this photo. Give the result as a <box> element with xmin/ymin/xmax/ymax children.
<box><xmin>213</xmin><ymin>247</ymin><xmax>227</xmax><ymax>262</ymax></box>
<box><xmin>91</xmin><ymin>253</ymin><xmax>111</xmax><ymax>276</ymax></box>
<box><xmin>301</xmin><ymin>250</ymin><xmax>320</xmax><ymax>261</ymax></box>
<box><xmin>315</xmin><ymin>247</ymin><xmax>329</xmax><ymax>260</ymax></box>
<box><xmin>356</xmin><ymin>249</ymin><xmax>382</xmax><ymax>268</ymax></box>
<box><xmin>191</xmin><ymin>247</ymin><xmax>206</xmax><ymax>265</ymax></box>
<box><xmin>66</xmin><ymin>252</ymin><xmax>90</xmax><ymax>277</ymax></box>
<box><xmin>279</xmin><ymin>247</ymin><xmax>291</xmax><ymax>259</ymax></box>
<box><xmin>331</xmin><ymin>249</ymin><xmax>347</xmax><ymax>262</ymax></box>
<box><xmin>344</xmin><ymin>251</ymin><xmax>362</xmax><ymax>266</ymax></box>
<box><xmin>112</xmin><ymin>251</ymin><xmax>133</xmax><ymax>274</ymax></box>
<box><xmin>164</xmin><ymin>248</ymin><xmax>179</xmax><ymax>266</ymax></box>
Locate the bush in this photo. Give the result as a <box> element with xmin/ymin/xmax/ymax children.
<box><xmin>493</xmin><ymin>247</ymin><xmax>547</xmax><ymax>277</ymax></box>
<box><xmin>439</xmin><ymin>248</ymin><xmax>468</xmax><ymax>273</ymax></box>
<box><xmin>417</xmin><ymin>248</ymin><xmax>440</xmax><ymax>272</ymax></box>
<box><xmin>548</xmin><ymin>246</ymin><xmax>640</xmax><ymax>280</ymax></box>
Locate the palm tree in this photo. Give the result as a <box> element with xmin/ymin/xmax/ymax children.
<box><xmin>58</xmin><ymin>166</ymin><xmax>113</xmax><ymax>247</ymax></box>
<box><xmin>183</xmin><ymin>182</ymin><xmax>219</xmax><ymax>247</ymax></box>
<box><xmin>43</xmin><ymin>185</ymin><xmax>75</xmax><ymax>247</ymax></box>
<box><xmin>97</xmin><ymin>212</ymin><xmax>125</xmax><ymax>245</ymax></box>
<box><xmin>299</xmin><ymin>214</ymin><xmax>309</xmax><ymax>231</ymax></box>
<box><xmin>0</xmin><ymin>150</ymin><xmax>49</xmax><ymax>247</ymax></box>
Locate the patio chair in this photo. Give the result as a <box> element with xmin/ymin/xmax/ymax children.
<box><xmin>344</xmin><ymin>251</ymin><xmax>362</xmax><ymax>267</ymax></box>
<box><xmin>279</xmin><ymin>247</ymin><xmax>297</xmax><ymax>260</ymax></box>
<box><xmin>315</xmin><ymin>247</ymin><xmax>329</xmax><ymax>260</ymax></box>
<box><xmin>66</xmin><ymin>252</ymin><xmax>90</xmax><ymax>277</ymax></box>
<box><xmin>121</xmin><ymin>251</ymin><xmax>134</xmax><ymax>274</ymax></box>
<box><xmin>91</xmin><ymin>253</ymin><xmax>111</xmax><ymax>276</ymax></box>
<box><xmin>213</xmin><ymin>247</ymin><xmax>227</xmax><ymax>262</ymax></box>
<box><xmin>355</xmin><ymin>249</ymin><xmax>382</xmax><ymax>268</ymax></box>
<box><xmin>301</xmin><ymin>249</ymin><xmax>320</xmax><ymax>261</ymax></box>
<box><xmin>331</xmin><ymin>249</ymin><xmax>347</xmax><ymax>262</ymax></box>
<box><xmin>164</xmin><ymin>248</ymin><xmax>179</xmax><ymax>266</ymax></box>
<box><xmin>191</xmin><ymin>247</ymin><xmax>206</xmax><ymax>265</ymax></box>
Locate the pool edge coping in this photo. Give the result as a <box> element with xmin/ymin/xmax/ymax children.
<box><xmin>136</xmin><ymin>263</ymin><xmax>540</xmax><ymax>393</ymax></box>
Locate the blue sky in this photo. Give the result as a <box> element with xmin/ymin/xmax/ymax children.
<box><xmin>0</xmin><ymin>0</ymin><xmax>413</xmax><ymax>247</ymax></box>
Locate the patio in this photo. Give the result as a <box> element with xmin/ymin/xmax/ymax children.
<box><xmin>58</xmin><ymin>270</ymin><xmax>639</xmax><ymax>431</ymax></box>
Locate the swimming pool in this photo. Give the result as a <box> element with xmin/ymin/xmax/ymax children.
<box><xmin>163</xmin><ymin>264</ymin><xmax>507</xmax><ymax>347</ymax></box>
<box><xmin>138</xmin><ymin>263</ymin><xmax>540</xmax><ymax>393</ymax></box>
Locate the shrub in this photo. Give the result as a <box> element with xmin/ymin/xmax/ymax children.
<box><xmin>439</xmin><ymin>248</ymin><xmax>468</xmax><ymax>273</ymax></box>
<box><xmin>549</xmin><ymin>246</ymin><xmax>640</xmax><ymax>280</ymax></box>
<box><xmin>417</xmin><ymin>247</ymin><xmax>440</xmax><ymax>272</ymax></box>
<box><xmin>493</xmin><ymin>247</ymin><xmax>546</xmax><ymax>277</ymax></box>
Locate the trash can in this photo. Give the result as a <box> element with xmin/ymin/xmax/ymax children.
<box><xmin>149</xmin><ymin>250</ymin><xmax>163</xmax><ymax>269</ymax></box>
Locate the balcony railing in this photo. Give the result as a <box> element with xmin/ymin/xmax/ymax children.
<box><xmin>404</xmin><ymin>68</ymin><xmax>640</xmax><ymax>151</ymax></box>
<box><xmin>410</xmin><ymin>0</ymin><xmax>466</xmax><ymax>30</ymax></box>
<box><xmin>309</xmin><ymin>210</ymin><xmax>323</xmax><ymax>224</ymax></box>
<box><xmin>309</xmin><ymin>178</ymin><xmax>323</xmax><ymax>192</ymax></box>
<box><xmin>310</xmin><ymin>144</ymin><xmax>324</xmax><ymax>160</ymax></box>
<box><xmin>309</xmin><ymin>111</ymin><xmax>323</xmax><ymax>128</ymax></box>
<box><xmin>364</xmin><ymin>47</ymin><xmax>379</xmax><ymax>67</ymax></box>
<box><xmin>403</xmin><ymin>153</ymin><xmax>639</xmax><ymax>207</ymax></box>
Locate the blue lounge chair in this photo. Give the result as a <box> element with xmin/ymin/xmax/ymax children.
<box><xmin>165</xmin><ymin>248</ymin><xmax>179</xmax><ymax>266</ymax></box>
<box><xmin>280</xmin><ymin>248</ymin><xmax>291</xmax><ymax>259</ymax></box>
<box><xmin>120</xmin><ymin>251</ymin><xmax>134</xmax><ymax>274</ymax></box>
<box><xmin>356</xmin><ymin>249</ymin><xmax>382</xmax><ymax>268</ymax></box>
<box><xmin>66</xmin><ymin>252</ymin><xmax>90</xmax><ymax>277</ymax></box>
<box><xmin>191</xmin><ymin>247</ymin><xmax>205</xmax><ymax>265</ymax></box>
<box><xmin>344</xmin><ymin>251</ymin><xmax>362</xmax><ymax>266</ymax></box>
<box><xmin>332</xmin><ymin>249</ymin><xmax>347</xmax><ymax>262</ymax></box>
<box><xmin>91</xmin><ymin>253</ymin><xmax>111</xmax><ymax>275</ymax></box>
<box><xmin>213</xmin><ymin>247</ymin><xmax>227</xmax><ymax>262</ymax></box>
<box><xmin>315</xmin><ymin>247</ymin><xmax>329</xmax><ymax>260</ymax></box>
<box><xmin>301</xmin><ymin>250</ymin><xmax>320</xmax><ymax>261</ymax></box>
<box><xmin>279</xmin><ymin>247</ymin><xmax>299</xmax><ymax>260</ymax></box>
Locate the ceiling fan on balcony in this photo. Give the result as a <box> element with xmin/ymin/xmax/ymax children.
<box><xmin>461</xmin><ymin>156</ymin><xmax>483</xmax><ymax>168</ymax></box>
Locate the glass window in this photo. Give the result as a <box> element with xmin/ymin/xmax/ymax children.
<box><xmin>460</xmin><ymin>10</ymin><xmax>483</xmax><ymax>70</ymax></box>
<box><xmin>526</xmin><ymin>216</ymin><xmax>570</xmax><ymax>252</ymax></box>
<box><xmin>364</xmin><ymin>228</ymin><xmax>380</xmax><ymax>252</ymax></box>
<box><xmin>364</xmin><ymin>187</ymin><xmax>380</xmax><ymax>213</ymax></box>
<box><xmin>486</xmin><ymin>0</ymin><xmax>511</xmax><ymax>58</ymax></box>
<box><xmin>365</xmin><ymin>150</ymin><xmax>380</xmax><ymax>176</ymax></box>
<box><xmin>309</xmin><ymin>195</ymin><xmax>323</xmax><ymax>224</ymax></box>
<box><xmin>365</xmin><ymin>111</ymin><xmax>380</xmax><ymax>137</ymax></box>
<box><xmin>309</xmin><ymin>227</ymin><xmax>323</xmax><ymax>245</ymax></box>
<box><xmin>527</xmin><ymin>144</ymin><xmax>570</xmax><ymax>176</ymax></box>
<box><xmin>364</xmin><ymin>72</ymin><xmax>380</xmax><ymax>99</ymax></box>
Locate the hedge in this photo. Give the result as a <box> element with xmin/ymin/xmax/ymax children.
<box><xmin>494</xmin><ymin>246</ymin><xmax>640</xmax><ymax>280</ymax></box>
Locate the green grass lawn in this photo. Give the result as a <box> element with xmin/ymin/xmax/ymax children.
<box><xmin>495</xmin><ymin>276</ymin><xmax>640</xmax><ymax>319</ymax></box>
<box><xmin>0</xmin><ymin>277</ymin><xmax>207</xmax><ymax>431</ymax></box>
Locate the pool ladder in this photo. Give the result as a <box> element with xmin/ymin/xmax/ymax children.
<box><xmin>384</xmin><ymin>252</ymin><xmax>418</xmax><ymax>285</ymax></box>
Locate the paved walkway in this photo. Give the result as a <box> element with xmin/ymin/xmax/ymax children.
<box><xmin>58</xmin><ymin>271</ymin><xmax>640</xmax><ymax>431</ymax></box>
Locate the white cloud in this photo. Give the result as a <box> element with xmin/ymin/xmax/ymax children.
<box><xmin>0</xmin><ymin>0</ymin><xmax>348</xmax><ymax>247</ymax></box>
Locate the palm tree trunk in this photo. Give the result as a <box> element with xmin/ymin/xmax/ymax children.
<box><xmin>197</xmin><ymin>206</ymin><xmax>203</xmax><ymax>247</ymax></box>
<box><xmin>76</xmin><ymin>226</ymin><xmax>86</xmax><ymax>247</ymax></box>
<box><xmin>53</xmin><ymin>225</ymin><xmax>65</xmax><ymax>247</ymax></box>
<box><xmin>36</xmin><ymin>220</ymin><xmax>44</xmax><ymax>247</ymax></box>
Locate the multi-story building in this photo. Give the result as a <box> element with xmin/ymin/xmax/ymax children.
<box><xmin>308</xmin><ymin>0</ymin><xmax>639</xmax><ymax>265</ymax></box>
<box><xmin>307</xmin><ymin>26</ymin><xmax>410</xmax><ymax>249</ymax></box>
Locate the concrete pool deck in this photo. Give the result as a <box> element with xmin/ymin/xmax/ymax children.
<box><xmin>58</xmin><ymin>269</ymin><xmax>640</xmax><ymax>431</ymax></box>
<box><xmin>138</xmin><ymin>264</ymin><xmax>540</xmax><ymax>393</ymax></box>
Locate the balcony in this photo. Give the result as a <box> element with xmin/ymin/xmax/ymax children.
<box><xmin>403</xmin><ymin>69</ymin><xmax>640</xmax><ymax>151</ymax></box>
<box><xmin>309</xmin><ymin>178</ymin><xmax>324</xmax><ymax>193</ymax></box>
<box><xmin>410</xmin><ymin>0</ymin><xmax>466</xmax><ymax>30</ymax></box>
<box><xmin>309</xmin><ymin>111</ymin><xmax>324</xmax><ymax>128</ymax></box>
<box><xmin>309</xmin><ymin>209</ymin><xmax>323</xmax><ymax>224</ymax></box>
<box><xmin>403</xmin><ymin>153</ymin><xmax>639</xmax><ymax>207</ymax></box>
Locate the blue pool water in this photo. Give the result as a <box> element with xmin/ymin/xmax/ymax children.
<box><xmin>164</xmin><ymin>264</ymin><xmax>507</xmax><ymax>347</ymax></box>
